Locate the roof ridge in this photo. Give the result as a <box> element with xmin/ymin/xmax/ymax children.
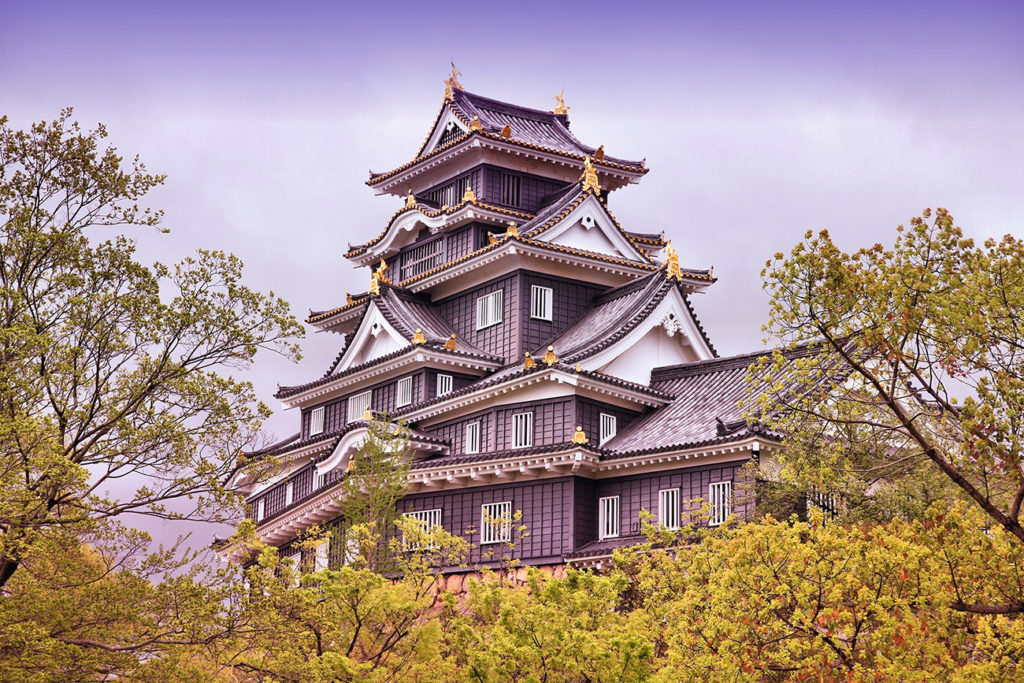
<box><xmin>650</xmin><ymin>340</ymin><xmax>821</xmax><ymax>381</ymax></box>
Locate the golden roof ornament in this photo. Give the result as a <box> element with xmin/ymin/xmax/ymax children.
<box><xmin>523</xmin><ymin>352</ymin><xmax>536</xmax><ymax>370</ymax></box>
<box><xmin>552</xmin><ymin>89</ymin><xmax>569</xmax><ymax>116</ymax></box>
<box><xmin>462</xmin><ymin>186</ymin><xmax>477</xmax><ymax>202</ymax></box>
<box><xmin>575</xmin><ymin>364</ymin><xmax>583</xmax><ymax>372</ymax></box>
<box><xmin>593</xmin><ymin>145</ymin><xmax>605</xmax><ymax>161</ymax></box>
<box><xmin>499</xmin><ymin>123</ymin><xmax>512</xmax><ymax>139</ymax></box>
<box><xmin>580</xmin><ymin>156</ymin><xmax>601</xmax><ymax>194</ymax></box>
<box><xmin>506</xmin><ymin>222</ymin><xmax>519</xmax><ymax>238</ymax></box>
<box><xmin>571</xmin><ymin>426</ymin><xmax>588</xmax><ymax>444</ymax></box>
<box><xmin>368</xmin><ymin>276</ymin><xmax>380</xmax><ymax>296</ymax></box>
<box><xmin>469</xmin><ymin>116</ymin><xmax>483</xmax><ymax>132</ymax></box>
<box><xmin>411</xmin><ymin>328</ymin><xmax>426</xmax><ymax>344</ymax></box>
<box><xmin>363</xmin><ymin>406</ymin><xmax>373</xmax><ymax>420</ymax></box>
<box><xmin>406</xmin><ymin>190</ymin><xmax>416</xmax><ymax>208</ymax></box>
<box><xmin>443</xmin><ymin>62</ymin><xmax>463</xmax><ymax>101</ymax></box>
<box><xmin>444</xmin><ymin>334</ymin><xmax>457</xmax><ymax>351</ymax></box>
<box><xmin>488</xmin><ymin>232</ymin><xmax>498</xmax><ymax>245</ymax></box>
<box><xmin>543</xmin><ymin>345</ymin><xmax>558</xmax><ymax>366</ymax></box>
<box><xmin>346</xmin><ymin>293</ymin><xmax>354</xmax><ymax>305</ymax></box>
<box><xmin>664</xmin><ymin>240</ymin><xmax>683</xmax><ymax>282</ymax></box>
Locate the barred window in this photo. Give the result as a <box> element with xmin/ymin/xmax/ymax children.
<box><xmin>465</xmin><ymin>421</ymin><xmax>481</xmax><ymax>454</ymax></box>
<box><xmin>658</xmin><ymin>488</ymin><xmax>680</xmax><ymax>529</ymax></box>
<box><xmin>403</xmin><ymin>509</ymin><xmax>443</xmax><ymax>550</ymax></box>
<box><xmin>512</xmin><ymin>412</ymin><xmax>533</xmax><ymax>448</ymax></box>
<box><xmin>476</xmin><ymin>290</ymin><xmax>503</xmax><ymax>329</ymax></box>
<box><xmin>501</xmin><ymin>173</ymin><xmax>521</xmax><ymax>206</ymax></box>
<box><xmin>309</xmin><ymin>406</ymin><xmax>325</xmax><ymax>436</ymax></box>
<box><xmin>255</xmin><ymin>498</ymin><xmax>265</xmax><ymax>521</ymax></box>
<box><xmin>530</xmin><ymin>285</ymin><xmax>552</xmax><ymax>321</ymax></box>
<box><xmin>285</xmin><ymin>481</ymin><xmax>294</xmax><ymax>506</ymax></box>
<box><xmin>438</xmin><ymin>120</ymin><xmax>462</xmax><ymax>146</ymax></box>
<box><xmin>709</xmin><ymin>481</ymin><xmax>732</xmax><ymax>526</ymax></box>
<box><xmin>599</xmin><ymin>413</ymin><xmax>617</xmax><ymax>446</ymax></box>
<box><xmin>807</xmin><ymin>487</ymin><xmax>837</xmax><ymax>519</ymax></box>
<box><xmin>400</xmin><ymin>238</ymin><xmax>444</xmax><ymax>280</ymax></box>
<box><xmin>599</xmin><ymin>496</ymin><xmax>620</xmax><ymax>539</ymax></box>
<box><xmin>314</xmin><ymin>539</ymin><xmax>329</xmax><ymax>572</ymax></box>
<box><xmin>396</xmin><ymin>377</ymin><xmax>413</xmax><ymax>407</ymax></box>
<box><xmin>348</xmin><ymin>390</ymin><xmax>372</xmax><ymax>423</ymax></box>
<box><xmin>436</xmin><ymin>373</ymin><xmax>453</xmax><ymax>396</ymax></box>
<box><xmin>481</xmin><ymin>501</ymin><xmax>512</xmax><ymax>544</ymax></box>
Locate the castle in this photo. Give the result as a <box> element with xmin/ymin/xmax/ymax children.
<box><xmin>226</xmin><ymin>69</ymin><xmax>780</xmax><ymax>571</ymax></box>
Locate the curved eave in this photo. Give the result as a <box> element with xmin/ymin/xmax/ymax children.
<box><xmin>307</xmin><ymin>296</ymin><xmax>369</xmax><ymax>329</ymax></box>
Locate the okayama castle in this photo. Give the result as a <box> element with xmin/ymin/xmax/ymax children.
<box><xmin>225</xmin><ymin>69</ymin><xmax>790</xmax><ymax>571</ymax></box>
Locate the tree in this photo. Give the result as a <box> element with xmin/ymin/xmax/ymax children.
<box><xmin>0</xmin><ymin>110</ymin><xmax>303</xmax><ymax>590</ymax></box>
<box><xmin>754</xmin><ymin>208</ymin><xmax>1024</xmax><ymax>612</ymax></box>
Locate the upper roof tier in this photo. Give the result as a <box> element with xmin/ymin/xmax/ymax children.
<box><xmin>367</xmin><ymin>87</ymin><xmax>648</xmax><ymax>196</ymax></box>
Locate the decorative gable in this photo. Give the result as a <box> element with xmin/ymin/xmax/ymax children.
<box><xmin>420</xmin><ymin>108</ymin><xmax>470</xmax><ymax>157</ymax></box>
<box><xmin>335</xmin><ymin>303</ymin><xmax>409</xmax><ymax>372</ymax></box>
<box><xmin>532</xmin><ymin>194</ymin><xmax>651</xmax><ymax>263</ymax></box>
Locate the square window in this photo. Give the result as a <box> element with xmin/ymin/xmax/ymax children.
<box><xmin>348</xmin><ymin>390</ymin><xmax>372</xmax><ymax>423</ymax></box>
<box><xmin>599</xmin><ymin>496</ymin><xmax>620</xmax><ymax>539</ymax></box>
<box><xmin>481</xmin><ymin>501</ymin><xmax>512</xmax><ymax>544</ymax></box>
<box><xmin>465</xmin><ymin>421</ymin><xmax>481</xmax><ymax>454</ymax></box>
<box><xmin>476</xmin><ymin>290</ymin><xmax>503</xmax><ymax>330</ymax></box>
<box><xmin>403</xmin><ymin>509</ymin><xmax>443</xmax><ymax>550</ymax></box>
<box><xmin>512</xmin><ymin>412</ymin><xmax>533</xmax><ymax>448</ymax></box>
<box><xmin>709</xmin><ymin>481</ymin><xmax>732</xmax><ymax>526</ymax></box>
<box><xmin>396</xmin><ymin>377</ymin><xmax>413</xmax><ymax>407</ymax></box>
<box><xmin>309</xmin><ymin>406</ymin><xmax>325</xmax><ymax>436</ymax></box>
<box><xmin>658</xmin><ymin>488</ymin><xmax>680</xmax><ymax>530</ymax></box>
<box><xmin>530</xmin><ymin>285</ymin><xmax>553</xmax><ymax>321</ymax></box>
<box><xmin>437</xmin><ymin>373</ymin><xmax>453</xmax><ymax>396</ymax></box>
<box><xmin>599</xmin><ymin>413</ymin><xmax>617</xmax><ymax>446</ymax></box>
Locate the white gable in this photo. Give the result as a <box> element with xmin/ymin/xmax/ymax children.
<box><xmin>534</xmin><ymin>194</ymin><xmax>649</xmax><ymax>262</ymax></box>
<box><xmin>335</xmin><ymin>303</ymin><xmax>409</xmax><ymax>372</ymax></box>
<box><xmin>421</xmin><ymin>107</ymin><xmax>470</xmax><ymax>156</ymax></box>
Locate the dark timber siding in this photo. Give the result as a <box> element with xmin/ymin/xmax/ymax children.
<box><xmin>482</xmin><ymin>165</ymin><xmax>567</xmax><ymax>213</ymax></box>
<box><xmin>438</xmin><ymin>274</ymin><xmax>519</xmax><ymax>363</ymax></box>
<box><xmin>519</xmin><ymin>272</ymin><xmax>606</xmax><ymax>354</ymax></box>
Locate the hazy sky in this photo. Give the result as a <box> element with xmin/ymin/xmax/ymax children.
<box><xmin>4</xmin><ymin>0</ymin><xmax>1023</xmax><ymax>542</ymax></box>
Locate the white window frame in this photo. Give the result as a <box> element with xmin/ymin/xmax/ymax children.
<box><xmin>436</xmin><ymin>373</ymin><xmax>453</xmax><ymax>397</ymax></box>
<box><xmin>511</xmin><ymin>412</ymin><xmax>533</xmax><ymax>449</ymax></box>
<box><xmin>396</xmin><ymin>377</ymin><xmax>413</xmax><ymax>407</ymax></box>
<box><xmin>285</xmin><ymin>481</ymin><xmax>294</xmax><ymax>506</ymax></box>
<box><xmin>314</xmin><ymin>539</ymin><xmax>329</xmax><ymax>572</ymax></box>
<box><xmin>658</xmin><ymin>488</ymin><xmax>680</xmax><ymax>530</ymax></box>
<box><xmin>530</xmin><ymin>285</ymin><xmax>553</xmax><ymax>321</ymax></box>
<box><xmin>255</xmin><ymin>498</ymin><xmax>265</xmax><ymax>522</ymax></box>
<box><xmin>476</xmin><ymin>290</ymin><xmax>503</xmax><ymax>330</ymax></box>
<box><xmin>348</xmin><ymin>390</ymin><xmax>372</xmax><ymax>423</ymax></box>
<box><xmin>403</xmin><ymin>508</ymin><xmax>443</xmax><ymax>550</ymax></box>
<box><xmin>465</xmin><ymin>421</ymin><xmax>481</xmax><ymax>454</ymax></box>
<box><xmin>599</xmin><ymin>413</ymin><xmax>617</xmax><ymax>446</ymax></box>
<box><xmin>309</xmin><ymin>405</ymin><xmax>325</xmax><ymax>436</ymax></box>
<box><xmin>709</xmin><ymin>481</ymin><xmax>732</xmax><ymax>526</ymax></box>
<box><xmin>286</xmin><ymin>550</ymin><xmax>302</xmax><ymax>586</ymax></box>
<box><xmin>481</xmin><ymin>501</ymin><xmax>512</xmax><ymax>544</ymax></box>
<box><xmin>599</xmin><ymin>496</ymin><xmax>620</xmax><ymax>540</ymax></box>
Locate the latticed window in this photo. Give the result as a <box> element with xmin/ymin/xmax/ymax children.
<box><xmin>465</xmin><ymin>421</ymin><xmax>481</xmax><ymax>454</ymax></box>
<box><xmin>396</xmin><ymin>377</ymin><xmax>413</xmax><ymax>407</ymax></box>
<box><xmin>530</xmin><ymin>285</ymin><xmax>552</xmax><ymax>321</ymax></box>
<box><xmin>511</xmin><ymin>412</ymin><xmax>533</xmax><ymax>448</ymax></box>
<box><xmin>599</xmin><ymin>413</ymin><xmax>617</xmax><ymax>446</ymax></box>
<box><xmin>481</xmin><ymin>501</ymin><xmax>512</xmax><ymax>544</ymax></box>
<box><xmin>599</xmin><ymin>496</ymin><xmax>620</xmax><ymax>539</ymax></box>
<box><xmin>314</xmin><ymin>540</ymin><xmax>329</xmax><ymax>572</ymax></box>
<box><xmin>309</xmin><ymin>406</ymin><xmax>325</xmax><ymax>436</ymax></box>
<box><xmin>403</xmin><ymin>509</ymin><xmax>443</xmax><ymax>549</ymax></box>
<box><xmin>436</xmin><ymin>373</ymin><xmax>453</xmax><ymax>396</ymax></box>
<box><xmin>709</xmin><ymin>481</ymin><xmax>732</xmax><ymax>526</ymax></box>
<box><xmin>348</xmin><ymin>390</ymin><xmax>372</xmax><ymax>423</ymax></box>
<box><xmin>476</xmin><ymin>290</ymin><xmax>503</xmax><ymax>329</ymax></box>
<box><xmin>400</xmin><ymin>238</ymin><xmax>444</xmax><ymax>280</ymax></box>
<box><xmin>658</xmin><ymin>488</ymin><xmax>680</xmax><ymax>529</ymax></box>
<box><xmin>501</xmin><ymin>172</ymin><xmax>521</xmax><ymax>207</ymax></box>
<box><xmin>438</xmin><ymin>121</ymin><xmax>463</xmax><ymax>147</ymax></box>
<box><xmin>807</xmin><ymin>487</ymin><xmax>837</xmax><ymax>520</ymax></box>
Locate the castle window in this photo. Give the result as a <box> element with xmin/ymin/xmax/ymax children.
<box><xmin>658</xmin><ymin>488</ymin><xmax>680</xmax><ymax>529</ymax></box>
<box><xmin>348</xmin><ymin>390</ymin><xmax>372</xmax><ymax>423</ymax></box>
<box><xmin>436</xmin><ymin>373</ymin><xmax>453</xmax><ymax>396</ymax></box>
<box><xmin>403</xmin><ymin>508</ymin><xmax>443</xmax><ymax>549</ymax></box>
<box><xmin>396</xmin><ymin>377</ymin><xmax>413</xmax><ymax>407</ymax></box>
<box><xmin>511</xmin><ymin>412</ymin><xmax>533</xmax><ymax>448</ymax></box>
<box><xmin>709</xmin><ymin>481</ymin><xmax>732</xmax><ymax>526</ymax></box>
<box><xmin>481</xmin><ymin>501</ymin><xmax>512</xmax><ymax>544</ymax></box>
<box><xmin>314</xmin><ymin>540</ymin><xmax>329</xmax><ymax>572</ymax></box>
<box><xmin>255</xmin><ymin>498</ymin><xmax>265</xmax><ymax>521</ymax></box>
<box><xmin>599</xmin><ymin>413</ymin><xmax>617</xmax><ymax>446</ymax></box>
<box><xmin>309</xmin><ymin>406</ymin><xmax>325</xmax><ymax>436</ymax></box>
<box><xmin>530</xmin><ymin>285</ymin><xmax>552</xmax><ymax>321</ymax></box>
<box><xmin>438</xmin><ymin>120</ymin><xmax>462</xmax><ymax>147</ymax></box>
<box><xmin>285</xmin><ymin>481</ymin><xmax>294</xmax><ymax>506</ymax></box>
<box><xmin>476</xmin><ymin>290</ymin><xmax>503</xmax><ymax>329</ymax></box>
<box><xmin>501</xmin><ymin>172</ymin><xmax>521</xmax><ymax>207</ymax></box>
<box><xmin>599</xmin><ymin>496</ymin><xmax>620</xmax><ymax>539</ymax></box>
<box><xmin>400</xmin><ymin>237</ymin><xmax>444</xmax><ymax>281</ymax></box>
<box><xmin>465</xmin><ymin>421</ymin><xmax>481</xmax><ymax>454</ymax></box>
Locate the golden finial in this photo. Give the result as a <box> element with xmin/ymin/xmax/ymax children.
<box><xmin>469</xmin><ymin>116</ymin><xmax>483</xmax><ymax>132</ymax></box>
<box><xmin>543</xmin><ymin>345</ymin><xmax>558</xmax><ymax>366</ymax></box>
<box><xmin>593</xmin><ymin>145</ymin><xmax>605</xmax><ymax>161</ymax></box>
<box><xmin>488</xmin><ymin>232</ymin><xmax>497</xmax><ymax>245</ymax></box>
<box><xmin>444</xmin><ymin>333</ymin><xmax>457</xmax><ymax>351</ymax></box>
<box><xmin>443</xmin><ymin>61</ymin><xmax>462</xmax><ymax>101</ymax></box>
<box><xmin>499</xmin><ymin>123</ymin><xmax>512</xmax><ymax>139</ymax></box>
<box><xmin>506</xmin><ymin>222</ymin><xmax>519</xmax><ymax>238</ymax></box>
<box><xmin>571</xmin><ymin>426</ymin><xmax>588</xmax><ymax>444</ymax></box>
<box><xmin>580</xmin><ymin>156</ymin><xmax>601</xmax><ymax>194</ymax></box>
<box><xmin>369</xmin><ymin>277</ymin><xmax>380</xmax><ymax>296</ymax></box>
<box><xmin>523</xmin><ymin>352</ymin><xmax>536</xmax><ymax>370</ymax></box>
<box><xmin>363</xmin><ymin>406</ymin><xmax>373</xmax><ymax>420</ymax></box>
<box><xmin>346</xmin><ymin>292</ymin><xmax>354</xmax><ymax>305</ymax></box>
<box><xmin>374</xmin><ymin>258</ymin><xmax>391</xmax><ymax>284</ymax></box>
<box><xmin>411</xmin><ymin>328</ymin><xmax>426</xmax><ymax>345</ymax></box>
<box><xmin>575</xmin><ymin>364</ymin><xmax>582</xmax><ymax>372</ymax></box>
<box><xmin>406</xmin><ymin>189</ymin><xmax>416</xmax><ymax>208</ymax></box>
<box><xmin>462</xmin><ymin>185</ymin><xmax>477</xmax><ymax>202</ymax></box>
<box><xmin>552</xmin><ymin>89</ymin><xmax>569</xmax><ymax>116</ymax></box>
<box><xmin>664</xmin><ymin>240</ymin><xmax>683</xmax><ymax>282</ymax></box>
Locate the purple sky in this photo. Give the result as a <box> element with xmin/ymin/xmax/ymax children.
<box><xmin>4</xmin><ymin>0</ymin><xmax>1023</xmax><ymax>544</ymax></box>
